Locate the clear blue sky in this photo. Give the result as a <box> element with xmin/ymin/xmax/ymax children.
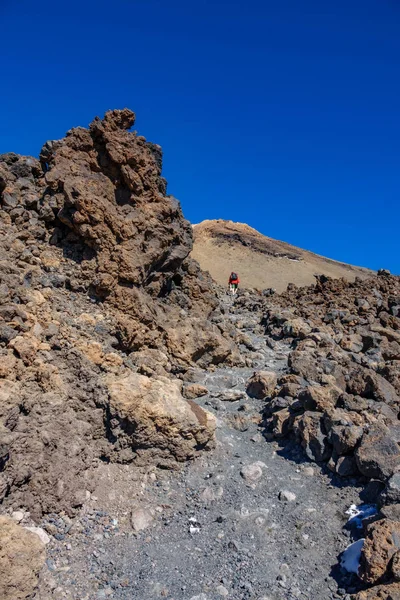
<box><xmin>1</xmin><ymin>0</ymin><xmax>399</xmax><ymax>272</ymax></box>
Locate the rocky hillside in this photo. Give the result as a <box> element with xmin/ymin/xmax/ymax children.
<box><xmin>1</xmin><ymin>109</ymin><xmax>399</xmax><ymax>600</ymax></box>
<box><xmin>0</xmin><ymin>109</ymin><xmax>243</xmax><ymax>524</ymax></box>
<box><xmin>192</xmin><ymin>219</ymin><xmax>373</xmax><ymax>292</ymax></box>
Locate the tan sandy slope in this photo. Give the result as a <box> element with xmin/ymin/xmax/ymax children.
<box><xmin>191</xmin><ymin>220</ymin><xmax>373</xmax><ymax>292</ymax></box>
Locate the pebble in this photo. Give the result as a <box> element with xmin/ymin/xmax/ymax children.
<box><xmin>11</xmin><ymin>510</ymin><xmax>24</xmax><ymax>522</ymax></box>
<box><xmin>200</xmin><ymin>486</ymin><xmax>224</xmax><ymax>503</ymax></box>
<box><xmin>278</xmin><ymin>490</ymin><xmax>296</xmax><ymax>502</ymax></box>
<box><xmin>216</xmin><ymin>585</ymin><xmax>229</xmax><ymax>597</ymax></box>
<box><xmin>302</xmin><ymin>467</ymin><xmax>315</xmax><ymax>476</ymax></box>
<box><xmin>240</xmin><ymin>463</ymin><xmax>263</xmax><ymax>484</ymax></box>
<box><xmin>130</xmin><ymin>508</ymin><xmax>154</xmax><ymax>532</ymax></box>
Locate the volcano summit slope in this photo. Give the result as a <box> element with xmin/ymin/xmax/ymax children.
<box><xmin>0</xmin><ymin>110</ymin><xmax>400</xmax><ymax>600</ymax></box>
<box><xmin>192</xmin><ymin>220</ymin><xmax>373</xmax><ymax>292</ymax></box>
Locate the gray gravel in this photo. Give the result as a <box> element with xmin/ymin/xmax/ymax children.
<box><xmin>35</xmin><ymin>296</ymin><xmax>364</xmax><ymax>600</ymax></box>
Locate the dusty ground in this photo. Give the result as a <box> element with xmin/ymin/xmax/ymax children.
<box><xmin>192</xmin><ymin>220</ymin><xmax>373</xmax><ymax>292</ymax></box>
<box><xmin>30</xmin><ymin>294</ymin><xmax>366</xmax><ymax>600</ymax></box>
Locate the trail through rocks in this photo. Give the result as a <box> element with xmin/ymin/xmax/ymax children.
<box><xmin>33</xmin><ymin>294</ymin><xmax>364</xmax><ymax>600</ymax></box>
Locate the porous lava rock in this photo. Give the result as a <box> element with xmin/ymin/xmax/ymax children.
<box><xmin>248</xmin><ymin>272</ymin><xmax>400</xmax><ymax>483</ymax></box>
<box><xmin>0</xmin><ymin>515</ymin><xmax>45</xmax><ymax>600</ymax></box>
<box><xmin>104</xmin><ymin>372</ymin><xmax>216</xmax><ymax>466</ymax></box>
<box><xmin>0</xmin><ymin>109</ymin><xmax>238</xmax><ymax>517</ymax></box>
<box><xmin>359</xmin><ymin>519</ymin><xmax>400</xmax><ymax>584</ymax></box>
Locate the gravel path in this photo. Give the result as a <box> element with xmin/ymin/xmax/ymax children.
<box><xmin>36</xmin><ymin>296</ymin><xmax>363</xmax><ymax>600</ymax></box>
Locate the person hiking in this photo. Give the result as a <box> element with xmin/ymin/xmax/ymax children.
<box><xmin>228</xmin><ymin>272</ymin><xmax>240</xmax><ymax>295</ymax></box>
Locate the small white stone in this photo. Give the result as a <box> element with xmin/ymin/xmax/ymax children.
<box><xmin>216</xmin><ymin>585</ymin><xmax>229</xmax><ymax>597</ymax></box>
<box><xmin>302</xmin><ymin>467</ymin><xmax>315</xmax><ymax>476</ymax></box>
<box><xmin>130</xmin><ymin>508</ymin><xmax>153</xmax><ymax>532</ymax></box>
<box><xmin>11</xmin><ymin>511</ymin><xmax>24</xmax><ymax>523</ymax></box>
<box><xmin>24</xmin><ymin>526</ymin><xmax>50</xmax><ymax>545</ymax></box>
<box><xmin>278</xmin><ymin>490</ymin><xmax>296</xmax><ymax>502</ymax></box>
<box><xmin>190</xmin><ymin>525</ymin><xmax>201</xmax><ymax>534</ymax></box>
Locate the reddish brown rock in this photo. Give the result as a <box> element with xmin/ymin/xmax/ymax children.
<box><xmin>354</xmin><ymin>582</ymin><xmax>400</xmax><ymax>599</ymax></box>
<box><xmin>246</xmin><ymin>370</ymin><xmax>278</xmax><ymax>399</ymax></box>
<box><xmin>359</xmin><ymin>519</ymin><xmax>400</xmax><ymax>584</ymax></box>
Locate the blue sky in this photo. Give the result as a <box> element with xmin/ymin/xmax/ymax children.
<box><xmin>1</xmin><ymin>0</ymin><xmax>399</xmax><ymax>272</ymax></box>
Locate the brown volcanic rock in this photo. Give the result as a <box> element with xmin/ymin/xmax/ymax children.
<box><xmin>246</xmin><ymin>370</ymin><xmax>278</xmax><ymax>399</ymax></box>
<box><xmin>0</xmin><ymin>109</ymin><xmax>238</xmax><ymax>517</ymax></box>
<box><xmin>192</xmin><ymin>219</ymin><xmax>372</xmax><ymax>292</ymax></box>
<box><xmin>251</xmin><ymin>271</ymin><xmax>400</xmax><ymax>488</ymax></box>
<box><xmin>0</xmin><ymin>516</ymin><xmax>45</xmax><ymax>600</ymax></box>
<box><xmin>354</xmin><ymin>582</ymin><xmax>400</xmax><ymax>599</ymax></box>
<box><xmin>356</xmin><ymin>425</ymin><xmax>400</xmax><ymax>481</ymax></box>
<box><xmin>42</xmin><ymin>109</ymin><xmax>192</xmax><ymax>295</ymax></box>
<box><xmin>359</xmin><ymin>519</ymin><xmax>400</xmax><ymax>585</ymax></box>
<box><xmin>104</xmin><ymin>372</ymin><xmax>216</xmax><ymax>466</ymax></box>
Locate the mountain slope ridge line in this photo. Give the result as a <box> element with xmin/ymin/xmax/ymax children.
<box><xmin>192</xmin><ymin>219</ymin><xmax>373</xmax><ymax>292</ymax></box>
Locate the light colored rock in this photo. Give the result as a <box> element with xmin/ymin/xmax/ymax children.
<box><xmin>279</xmin><ymin>490</ymin><xmax>296</xmax><ymax>502</ymax></box>
<box><xmin>0</xmin><ymin>516</ymin><xmax>45</xmax><ymax>600</ymax></box>
<box><xmin>221</xmin><ymin>390</ymin><xmax>247</xmax><ymax>402</ymax></box>
<box><xmin>77</xmin><ymin>340</ymin><xmax>104</xmax><ymax>365</ymax></box>
<box><xmin>9</xmin><ymin>335</ymin><xmax>39</xmax><ymax>365</ymax></box>
<box><xmin>11</xmin><ymin>511</ymin><xmax>24</xmax><ymax>523</ymax></box>
<box><xmin>104</xmin><ymin>372</ymin><xmax>216</xmax><ymax>464</ymax></box>
<box><xmin>240</xmin><ymin>463</ymin><xmax>263</xmax><ymax>484</ymax></box>
<box><xmin>200</xmin><ymin>486</ymin><xmax>224</xmax><ymax>503</ymax></box>
<box><xmin>130</xmin><ymin>508</ymin><xmax>154</xmax><ymax>532</ymax></box>
<box><xmin>282</xmin><ymin>317</ymin><xmax>312</xmax><ymax>339</ymax></box>
<box><xmin>216</xmin><ymin>585</ymin><xmax>229</xmax><ymax>597</ymax></box>
<box><xmin>302</xmin><ymin>467</ymin><xmax>315</xmax><ymax>476</ymax></box>
<box><xmin>40</xmin><ymin>250</ymin><xmax>61</xmax><ymax>269</ymax></box>
<box><xmin>24</xmin><ymin>526</ymin><xmax>51</xmax><ymax>545</ymax></box>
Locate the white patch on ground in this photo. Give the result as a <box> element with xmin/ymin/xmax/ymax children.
<box><xmin>24</xmin><ymin>526</ymin><xmax>51</xmax><ymax>545</ymax></box>
<box><xmin>346</xmin><ymin>504</ymin><xmax>378</xmax><ymax>528</ymax></box>
<box><xmin>340</xmin><ymin>539</ymin><xmax>365</xmax><ymax>574</ymax></box>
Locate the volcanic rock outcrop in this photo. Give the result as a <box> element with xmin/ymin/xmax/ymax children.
<box><xmin>237</xmin><ymin>272</ymin><xmax>400</xmax><ymax>598</ymax></box>
<box><xmin>0</xmin><ymin>109</ymin><xmax>239</xmax><ymax>519</ymax></box>
<box><xmin>233</xmin><ymin>273</ymin><xmax>400</xmax><ymax>482</ymax></box>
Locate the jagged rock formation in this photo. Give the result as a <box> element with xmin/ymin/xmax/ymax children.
<box><xmin>192</xmin><ymin>219</ymin><xmax>373</xmax><ymax>292</ymax></box>
<box><xmin>0</xmin><ymin>110</ymin><xmax>240</xmax><ymax>520</ymax></box>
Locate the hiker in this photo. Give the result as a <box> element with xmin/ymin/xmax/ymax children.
<box><xmin>228</xmin><ymin>271</ymin><xmax>240</xmax><ymax>295</ymax></box>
